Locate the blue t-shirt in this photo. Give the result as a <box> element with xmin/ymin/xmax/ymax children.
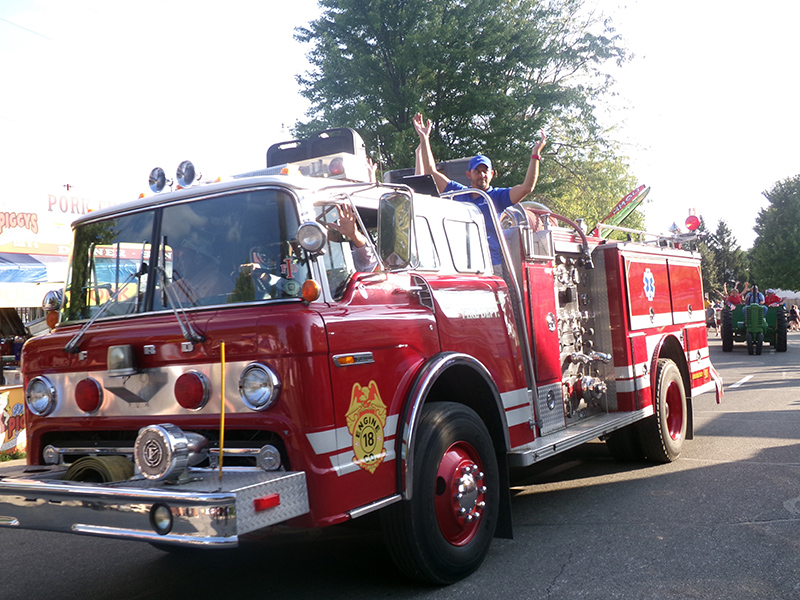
<box><xmin>744</xmin><ymin>291</ymin><xmax>765</xmax><ymax>305</ymax></box>
<box><xmin>443</xmin><ymin>181</ymin><xmax>512</xmax><ymax>265</ymax></box>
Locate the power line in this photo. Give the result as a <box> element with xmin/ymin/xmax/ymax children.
<box><xmin>0</xmin><ymin>16</ymin><xmax>53</xmax><ymax>41</ymax></box>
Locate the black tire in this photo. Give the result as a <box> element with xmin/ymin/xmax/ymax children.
<box><xmin>721</xmin><ymin>309</ymin><xmax>733</xmax><ymax>352</ymax></box>
<box><xmin>746</xmin><ymin>332</ymin><xmax>754</xmax><ymax>355</ymax></box>
<box><xmin>605</xmin><ymin>424</ymin><xmax>645</xmax><ymax>462</ymax></box>
<box><xmin>756</xmin><ymin>332</ymin><xmax>764</xmax><ymax>355</ymax></box>
<box><xmin>776</xmin><ymin>309</ymin><xmax>788</xmax><ymax>352</ymax></box>
<box><xmin>638</xmin><ymin>359</ymin><xmax>687</xmax><ymax>463</ymax></box>
<box><xmin>381</xmin><ymin>402</ymin><xmax>499</xmax><ymax>584</ymax></box>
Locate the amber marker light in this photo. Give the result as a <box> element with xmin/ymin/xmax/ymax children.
<box><xmin>302</xmin><ymin>279</ymin><xmax>321</xmax><ymax>302</ymax></box>
<box><xmin>45</xmin><ymin>310</ymin><xmax>59</xmax><ymax>329</ymax></box>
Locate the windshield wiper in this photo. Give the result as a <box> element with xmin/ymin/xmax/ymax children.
<box><xmin>63</xmin><ymin>264</ymin><xmax>147</xmax><ymax>353</ymax></box>
<box><xmin>156</xmin><ymin>264</ymin><xmax>205</xmax><ymax>345</ymax></box>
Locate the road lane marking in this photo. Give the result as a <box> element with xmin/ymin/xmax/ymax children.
<box><xmin>729</xmin><ymin>375</ymin><xmax>753</xmax><ymax>388</ymax></box>
<box><xmin>784</xmin><ymin>497</ymin><xmax>800</xmax><ymax>516</ymax></box>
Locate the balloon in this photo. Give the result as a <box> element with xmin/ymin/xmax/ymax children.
<box><xmin>685</xmin><ymin>215</ymin><xmax>701</xmax><ymax>231</ymax></box>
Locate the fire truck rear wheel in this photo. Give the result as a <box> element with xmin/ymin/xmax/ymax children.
<box><xmin>381</xmin><ymin>402</ymin><xmax>499</xmax><ymax>584</ymax></box>
<box><xmin>638</xmin><ymin>359</ymin><xmax>686</xmax><ymax>463</ymax></box>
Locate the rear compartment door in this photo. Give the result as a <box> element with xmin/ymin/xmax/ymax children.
<box><xmin>667</xmin><ymin>258</ymin><xmax>705</xmax><ymax>325</ymax></box>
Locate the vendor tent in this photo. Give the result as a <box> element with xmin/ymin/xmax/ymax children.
<box><xmin>0</xmin><ymin>253</ymin><xmax>67</xmax><ymax>308</ymax></box>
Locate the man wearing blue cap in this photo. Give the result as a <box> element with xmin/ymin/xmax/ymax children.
<box><xmin>413</xmin><ymin>113</ymin><xmax>547</xmax><ymax>268</ymax></box>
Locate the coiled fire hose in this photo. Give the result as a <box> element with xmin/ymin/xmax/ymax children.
<box><xmin>63</xmin><ymin>455</ymin><xmax>135</xmax><ymax>483</ymax></box>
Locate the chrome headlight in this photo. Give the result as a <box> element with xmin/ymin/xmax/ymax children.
<box><xmin>239</xmin><ymin>363</ymin><xmax>281</xmax><ymax>411</ymax></box>
<box><xmin>26</xmin><ymin>376</ymin><xmax>57</xmax><ymax>416</ymax></box>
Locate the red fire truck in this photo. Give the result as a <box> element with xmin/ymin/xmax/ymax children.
<box><xmin>0</xmin><ymin>128</ymin><xmax>721</xmax><ymax>583</ymax></box>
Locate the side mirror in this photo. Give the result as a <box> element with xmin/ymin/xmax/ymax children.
<box><xmin>42</xmin><ymin>289</ymin><xmax>62</xmax><ymax>311</ymax></box>
<box><xmin>42</xmin><ymin>289</ymin><xmax>63</xmax><ymax>329</ymax></box>
<box><xmin>378</xmin><ymin>191</ymin><xmax>415</xmax><ymax>269</ymax></box>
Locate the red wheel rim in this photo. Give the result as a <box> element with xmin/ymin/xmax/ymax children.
<box><xmin>664</xmin><ymin>380</ymin><xmax>684</xmax><ymax>440</ymax></box>
<box><xmin>434</xmin><ymin>441</ymin><xmax>487</xmax><ymax>546</ymax></box>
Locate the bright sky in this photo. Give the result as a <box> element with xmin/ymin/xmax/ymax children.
<box><xmin>2</xmin><ymin>0</ymin><xmax>798</xmax><ymax>249</ymax></box>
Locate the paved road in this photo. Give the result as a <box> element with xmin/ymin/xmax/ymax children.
<box><xmin>1</xmin><ymin>332</ymin><xmax>799</xmax><ymax>599</ymax></box>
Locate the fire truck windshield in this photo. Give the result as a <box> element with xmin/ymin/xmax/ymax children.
<box><xmin>61</xmin><ymin>188</ymin><xmax>312</xmax><ymax>323</ymax></box>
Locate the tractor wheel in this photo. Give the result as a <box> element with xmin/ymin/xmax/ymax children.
<box><xmin>721</xmin><ymin>309</ymin><xmax>734</xmax><ymax>352</ymax></box>
<box><xmin>756</xmin><ymin>332</ymin><xmax>764</xmax><ymax>355</ymax></box>
<box><xmin>638</xmin><ymin>359</ymin><xmax>687</xmax><ymax>463</ymax></box>
<box><xmin>776</xmin><ymin>309</ymin><xmax>788</xmax><ymax>352</ymax></box>
<box><xmin>746</xmin><ymin>332</ymin><xmax>754</xmax><ymax>355</ymax></box>
<box><xmin>381</xmin><ymin>402</ymin><xmax>499</xmax><ymax>584</ymax></box>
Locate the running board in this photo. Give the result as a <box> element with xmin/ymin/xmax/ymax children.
<box><xmin>508</xmin><ymin>407</ymin><xmax>654</xmax><ymax>468</ymax></box>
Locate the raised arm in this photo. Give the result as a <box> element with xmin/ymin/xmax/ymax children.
<box><xmin>413</xmin><ymin>113</ymin><xmax>451</xmax><ymax>193</ymax></box>
<box><xmin>509</xmin><ymin>130</ymin><xmax>547</xmax><ymax>205</ymax></box>
<box><xmin>328</xmin><ymin>203</ymin><xmax>369</xmax><ymax>248</ymax></box>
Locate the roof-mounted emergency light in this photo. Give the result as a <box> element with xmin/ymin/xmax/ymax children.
<box><xmin>261</xmin><ymin>128</ymin><xmax>371</xmax><ymax>182</ymax></box>
<box><xmin>148</xmin><ymin>161</ymin><xmax>202</xmax><ymax>194</ymax></box>
<box><xmin>176</xmin><ymin>160</ymin><xmax>200</xmax><ymax>188</ymax></box>
<box><xmin>148</xmin><ymin>167</ymin><xmax>171</xmax><ymax>194</ymax></box>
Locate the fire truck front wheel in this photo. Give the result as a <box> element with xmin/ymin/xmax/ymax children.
<box><xmin>381</xmin><ymin>402</ymin><xmax>499</xmax><ymax>584</ymax></box>
<box><xmin>638</xmin><ymin>359</ymin><xmax>687</xmax><ymax>463</ymax></box>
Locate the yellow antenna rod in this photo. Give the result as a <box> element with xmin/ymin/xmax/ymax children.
<box><xmin>218</xmin><ymin>341</ymin><xmax>226</xmax><ymax>481</ymax></box>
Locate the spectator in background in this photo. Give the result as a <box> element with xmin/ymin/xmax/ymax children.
<box><xmin>789</xmin><ymin>305</ymin><xmax>800</xmax><ymax>331</ymax></box>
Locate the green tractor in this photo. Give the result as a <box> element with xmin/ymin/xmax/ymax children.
<box><xmin>721</xmin><ymin>303</ymin><xmax>788</xmax><ymax>354</ymax></box>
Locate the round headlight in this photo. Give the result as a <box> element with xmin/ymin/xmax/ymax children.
<box><xmin>26</xmin><ymin>376</ymin><xmax>57</xmax><ymax>416</ymax></box>
<box><xmin>239</xmin><ymin>363</ymin><xmax>281</xmax><ymax>411</ymax></box>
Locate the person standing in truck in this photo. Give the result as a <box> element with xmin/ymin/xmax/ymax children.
<box><xmin>413</xmin><ymin>112</ymin><xmax>547</xmax><ymax>271</ymax></box>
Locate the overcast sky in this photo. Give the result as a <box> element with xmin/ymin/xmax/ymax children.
<box><xmin>1</xmin><ymin>0</ymin><xmax>798</xmax><ymax>249</ymax></box>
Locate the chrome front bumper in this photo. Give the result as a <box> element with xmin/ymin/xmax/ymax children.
<box><xmin>0</xmin><ymin>465</ymin><xmax>309</xmax><ymax>546</ymax></box>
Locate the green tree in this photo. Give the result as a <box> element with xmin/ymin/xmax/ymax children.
<box><xmin>750</xmin><ymin>174</ymin><xmax>800</xmax><ymax>290</ymax></box>
<box><xmin>706</xmin><ymin>219</ymin><xmax>748</xmax><ymax>298</ymax></box>
<box><xmin>294</xmin><ymin>0</ymin><xmax>636</xmax><ymax>225</ymax></box>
